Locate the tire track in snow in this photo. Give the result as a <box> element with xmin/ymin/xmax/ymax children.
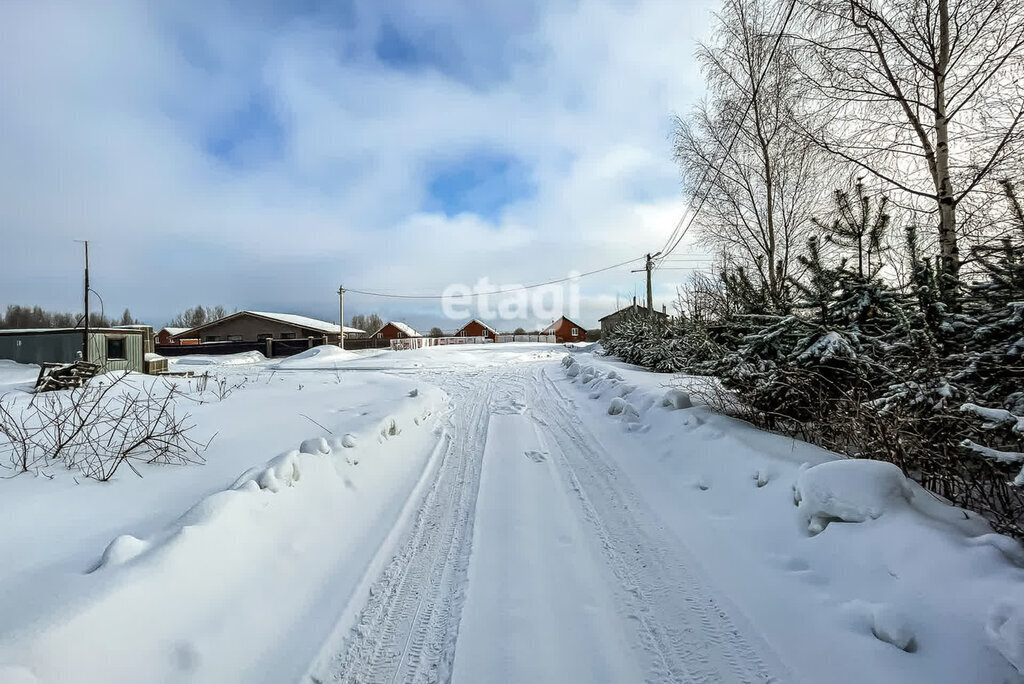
<box><xmin>312</xmin><ymin>370</ymin><xmax>497</xmax><ymax>684</ymax></box>
<box><xmin>313</xmin><ymin>362</ymin><xmax>788</xmax><ymax>684</ymax></box>
<box><xmin>525</xmin><ymin>366</ymin><xmax>786</xmax><ymax>684</ymax></box>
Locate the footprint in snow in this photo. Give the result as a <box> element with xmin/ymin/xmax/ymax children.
<box><xmin>524</xmin><ymin>450</ymin><xmax>547</xmax><ymax>463</ymax></box>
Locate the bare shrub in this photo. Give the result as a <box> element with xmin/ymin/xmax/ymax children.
<box><xmin>0</xmin><ymin>372</ymin><xmax>212</xmax><ymax>480</ymax></box>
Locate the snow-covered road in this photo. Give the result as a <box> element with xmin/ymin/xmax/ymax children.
<box><xmin>312</xmin><ymin>361</ymin><xmax>785</xmax><ymax>683</ymax></box>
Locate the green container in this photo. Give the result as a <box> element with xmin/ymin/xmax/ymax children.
<box><xmin>0</xmin><ymin>329</ymin><xmax>144</xmax><ymax>373</ymax></box>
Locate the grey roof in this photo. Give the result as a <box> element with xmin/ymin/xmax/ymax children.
<box><xmin>598</xmin><ymin>304</ymin><xmax>668</xmax><ymax>322</ymax></box>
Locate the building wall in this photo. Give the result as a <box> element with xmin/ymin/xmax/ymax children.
<box><xmin>0</xmin><ymin>331</ymin><xmax>143</xmax><ymax>372</ymax></box>
<box><xmin>373</xmin><ymin>323</ymin><xmax>407</xmax><ymax>340</ymax></box>
<box><xmin>188</xmin><ymin>315</ymin><xmax>336</xmax><ymax>343</ymax></box>
<box><xmin>88</xmin><ymin>332</ymin><xmax>144</xmax><ymax>372</ymax></box>
<box><xmin>456</xmin><ymin>321</ymin><xmax>497</xmax><ymax>341</ymax></box>
<box><xmin>599</xmin><ymin>306</ymin><xmax>666</xmax><ymax>337</ymax></box>
<box><xmin>544</xmin><ymin>318</ymin><xmax>586</xmax><ymax>343</ymax></box>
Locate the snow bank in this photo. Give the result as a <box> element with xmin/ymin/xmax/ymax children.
<box><xmin>988</xmin><ymin>599</ymin><xmax>1024</xmax><ymax>674</ymax></box>
<box><xmin>553</xmin><ymin>349</ymin><xmax>1024</xmax><ymax>683</ymax></box>
<box><xmin>842</xmin><ymin>600</ymin><xmax>916</xmax><ymax>652</ymax></box>
<box><xmin>794</xmin><ymin>459</ymin><xmax>914</xmax><ymax>535</ymax></box>
<box><xmin>0</xmin><ymin>364</ymin><xmax>450</xmax><ymax>684</ymax></box>
<box><xmin>171</xmin><ymin>351</ymin><xmax>266</xmax><ymax>366</ymax></box>
<box><xmin>300</xmin><ymin>437</ymin><xmax>331</xmax><ymax>455</ymax></box>
<box><xmin>662</xmin><ymin>389</ymin><xmax>692</xmax><ymax>410</ymax></box>
<box><xmin>0</xmin><ymin>360</ymin><xmax>39</xmax><ymax>389</ymax></box>
<box><xmin>273</xmin><ymin>345</ymin><xmax>360</xmax><ymax>369</ymax></box>
<box><xmin>560</xmin><ymin>354</ymin><xmax>692</xmax><ymax>429</ymax></box>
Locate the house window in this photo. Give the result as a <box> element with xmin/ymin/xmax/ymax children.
<box><xmin>106</xmin><ymin>337</ymin><xmax>126</xmax><ymax>360</ymax></box>
<box><xmin>571</xmin><ymin>327</ymin><xmax>578</xmax><ymax>336</ymax></box>
<box><xmin>257</xmin><ymin>334</ymin><xmax>273</xmax><ymax>342</ymax></box>
<box><xmin>281</xmin><ymin>333</ymin><xmax>296</xmax><ymax>340</ymax></box>
<box><xmin>227</xmin><ymin>335</ymin><xmax>243</xmax><ymax>342</ymax></box>
<box><xmin>459</xmin><ymin>330</ymin><xmax>466</xmax><ymax>337</ymax></box>
<box><xmin>205</xmin><ymin>335</ymin><xmax>221</xmax><ymax>342</ymax></box>
<box><xmin>376</xmin><ymin>333</ymin><xmax>382</xmax><ymax>339</ymax></box>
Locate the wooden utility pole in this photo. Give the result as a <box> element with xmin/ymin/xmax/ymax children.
<box><xmin>631</xmin><ymin>251</ymin><xmax>661</xmax><ymax>320</ymax></box>
<box><xmin>338</xmin><ymin>285</ymin><xmax>345</xmax><ymax>350</ymax></box>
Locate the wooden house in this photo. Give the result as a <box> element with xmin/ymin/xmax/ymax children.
<box><xmin>370</xmin><ymin>322</ymin><xmax>423</xmax><ymax>340</ymax></box>
<box><xmin>541</xmin><ymin>316</ymin><xmax>587</xmax><ymax>343</ymax></box>
<box><xmin>453</xmin><ymin>319</ymin><xmax>499</xmax><ymax>342</ymax></box>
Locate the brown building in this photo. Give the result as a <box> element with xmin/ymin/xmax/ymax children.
<box><xmin>173</xmin><ymin>311</ymin><xmax>364</xmax><ymax>344</ymax></box>
<box><xmin>454</xmin><ymin>319</ymin><xmax>498</xmax><ymax>342</ymax></box>
<box><xmin>370</xmin><ymin>321</ymin><xmax>423</xmax><ymax>340</ymax></box>
<box><xmin>541</xmin><ymin>316</ymin><xmax>587</xmax><ymax>343</ymax></box>
<box><xmin>598</xmin><ymin>299</ymin><xmax>668</xmax><ymax>338</ymax></box>
<box><xmin>156</xmin><ymin>327</ymin><xmax>190</xmax><ymax>345</ymax></box>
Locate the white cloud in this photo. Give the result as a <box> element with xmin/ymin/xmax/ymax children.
<box><xmin>0</xmin><ymin>0</ymin><xmax>715</xmax><ymax>328</ymax></box>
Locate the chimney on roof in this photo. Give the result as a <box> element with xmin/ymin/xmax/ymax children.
<box><xmin>662</xmin><ymin>304</ymin><xmax>667</xmax><ymax>314</ymax></box>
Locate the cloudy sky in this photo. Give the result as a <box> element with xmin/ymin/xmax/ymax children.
<box><xmin>0</xmin><ymin>0</ymin><xmax>714</xmax><ymax>331</ymax></box>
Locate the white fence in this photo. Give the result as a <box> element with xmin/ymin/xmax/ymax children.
<box><xmin>495</xmin><ymin>334</ymin><xmax>556</xmax><ymax>343</ymax></box>
<box><xmin>390</xmin><ymin>336</ymin><xmax>489</xmax><ymax>350</ymax></box>
<box><xmin>390</xmin><ymin>334</ymin><xmax>557</xmax><ymax>350</ymax></box>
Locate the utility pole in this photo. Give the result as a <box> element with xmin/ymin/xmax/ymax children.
<box><xmin>631</xmin><ymin>251</ymin><xmax>661</xmax><ymax>321</ymax></box>
<box><xmin>76</xmin><ymin>240</ymin><xmax>90</xmax><ymax>362</ymax></box>
<box><xmin>337</xmin><ymin>285</ymin><xmax>345</xmax><ymax>350</ymax></box>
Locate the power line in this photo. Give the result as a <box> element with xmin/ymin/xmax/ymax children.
<box><xmin>345</xmin><ymin>256</ymin><xmax>646</xmax><ymax>300</ymax></box>
<box><xmin>655</xmin><ymin>0</ymin><xmax>798</xmax><ymax>269</ymax></box>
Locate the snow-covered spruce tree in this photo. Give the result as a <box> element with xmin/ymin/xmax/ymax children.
<box><xmin>863</xmin><ymin>182</ymin><xmax>1024</xmax><ymax>538</ymax></box>
<box><xmin>947</xmin><ymin>182</ymin><xmax>1024</xmax><ymax>533</ymax></box>
<box><xmin>602</xmin><ymin>314</ymin><xmax>660</xmax><ymax>367</ymax></box>
<box><xmin>718</xmin><ymin>186</ymin><xmax>929</xmax><ymax>448</ymax></box>
<box><xmin>602</xmin><ymin>313</ymin><xmax>696</xmax><ymax>373</ymax></box>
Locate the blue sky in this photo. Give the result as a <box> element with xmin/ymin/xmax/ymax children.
<box><xmin>0</xmin><ymin>0</ymin><xmax>716</xmax><ymax>330</ymax></box>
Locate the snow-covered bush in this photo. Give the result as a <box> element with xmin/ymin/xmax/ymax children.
<box><xmin>0</xmin><ymin>373</ymin><xmax>210</xmax><ymax>480</ymax></box>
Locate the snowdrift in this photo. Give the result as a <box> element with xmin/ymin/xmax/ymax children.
<box><xmin>170</xmin><ymin>351</ymin><xmax>266</xmax><ymax>366</ymax></box>
<box><xmin>0</xmin><ymin>370</ymin><xmax>449</xmax><ymax>684</ymax></box>
<box><xmin>273</xmin><ymin>345</ymin><xmax>360</xmax><ymax>369</ymax></box>
<box><xmin>558</xmin><ymin>350</ymin><xmax>1024</xmax><ymax>681</ymax></box>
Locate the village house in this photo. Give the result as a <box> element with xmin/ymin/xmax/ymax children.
<box><xmin>541</xmin><ymin>316</ymin><xmax>587</xmax><ymax>343</ymax></box>
<box><xmin>453</xmin><ymin>319</ymin><xmax>499</xmax><ymax>342</ymax></box>
<box><xmin>598</xmin><ymin>298</ymin><xmax>668</xmax><ymax>338</ymax></box>
<box><xmin>156</xmin><ymin>327</ymin><xmax>190</xmax><ymax>345</ymax></box>
<box><xmin>172</xmin><ymin>311</ymin><xmax>364</xmax><ymax>344</ymax></box>
<box><xmin>370</xmin><ymin>321</ymin><xmax>423</xmax><ymax>340</ymax></box>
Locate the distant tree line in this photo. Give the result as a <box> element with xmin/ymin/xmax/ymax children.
<box><xmin>0</xmin><ymin>305</ymin><xmax>139</xmax><ymax>329</ymax></box>
<box><xmin>168</xmin><ymin>305</ymin><xmax>229</xmax><ymax>329</ymax></box>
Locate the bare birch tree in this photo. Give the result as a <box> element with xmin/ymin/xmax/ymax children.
<box><xmin>793</xmin><ymin>0</ymin><xmax>1024</xmax><ymax>302</ymax></box>
<box><xmin>673</xmin><ymin>0</ymin><xmax>828</xmax><ymax>311</ymax></box>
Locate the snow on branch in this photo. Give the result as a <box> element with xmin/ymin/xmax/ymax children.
<box><xmin>961</xmin><ymin>440</ymin><xmax>1024</xmax><ymax>487</ymax></box>
<box><xmin>960</xmin><ymin>403</ymin><xmax>1024</xmax><ymax>434</ymax></box>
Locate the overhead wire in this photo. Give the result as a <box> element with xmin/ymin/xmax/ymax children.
<box><xmin>654</xmin><ymin>0</ymin><xmax>799</xmax><ymax>270</ymax></box>
<box><xmin>345</xmin><ymin>256</ymin><xmax>646</xmax><ymax>299</ymax></box>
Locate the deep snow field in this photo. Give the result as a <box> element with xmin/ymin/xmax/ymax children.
<box><xmin>0</xmin><ymin>344</ymin><xmax>1022</xmax><ymax>683</ymax></box>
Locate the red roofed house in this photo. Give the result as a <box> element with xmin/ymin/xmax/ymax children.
<box><xmin>371</xmin><ymin>321</ymin><xmax>423</xmax><ymax>340</ymax></box>
<box><xmin>542</xmin><ymin>316</ymin><xmax>586</xmax><ymax>343</ymax></box>
<box><xmin>156</xmin><ymin>327</ymin><xmax>190</xmax><ymax>345</ymax></box>
<box><xmin>454</xmin><ymin>319</ymin><xmax>498</xmax><ymax>342</ymax></box>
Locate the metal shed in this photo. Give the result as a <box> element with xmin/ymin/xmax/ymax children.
<box><xmin>0</xmin><ymin>328</ymin><xmax>145</xmax><ymax>373</ymax></box>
